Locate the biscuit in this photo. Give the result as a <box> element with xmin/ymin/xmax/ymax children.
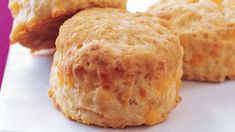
<box><xmin>9</xmin><ymin>0</ymin><xmax>127</xmax><ymax>51</ymax></box>
<box><xmin>147</xmin><ymin>0</ymin><xmax>235</xmax><ymax>82</ymax></box>
<box><xmin>49</xmin><ymin>8</ymin><xmax>183</xmax><ymax>128</ymax></box>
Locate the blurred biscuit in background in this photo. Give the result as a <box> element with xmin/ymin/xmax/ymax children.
<box><xmin>9</xmin><ymin>0</ymin><xmax>127</xmax><ymax>52</ymax></box>
<box><xmin>148</xmin><ymin>0</ymin><xmax>235</xmax><ymax>82</ymax></box>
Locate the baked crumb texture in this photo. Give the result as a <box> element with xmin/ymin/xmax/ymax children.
<box><xmin>49</xmin><ymin>8</ymin><xmax>183</xmax><ymax>128</ymax></box>
<box><xmin>147</xmin><ymin>0</ymin><xmax>235</xmax><ymax>82</ymax></box>
<box><xmin>9</xmin><ymin>0</ymin><xmax>127</xmax><ymax>51</ymax></box>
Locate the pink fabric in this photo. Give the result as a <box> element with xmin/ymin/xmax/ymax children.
<box><xmin>0</xmin><ymin>0</ymin><xmax>12</xmax><ymax>87</ymax></box>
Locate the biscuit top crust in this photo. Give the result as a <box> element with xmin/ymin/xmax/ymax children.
<box><xmin>55</xmin><ymin>8</ymin><xmax>182</xmax><ymax>72</ymax></box>
<box><xmin>55</xmin><ymin>8</ymin><xmax>183</xmax><ymax>87</ymax></box>
<box><xmin>148</xmin><ymin>0</ymin><xmax>235</xmax><ymax>49</ymax></box>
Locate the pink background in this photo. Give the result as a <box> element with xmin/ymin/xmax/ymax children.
<box><xmin>0</xmin><ymin>0</ymin><xmax>12</xmax><ymax>87</ymax></box>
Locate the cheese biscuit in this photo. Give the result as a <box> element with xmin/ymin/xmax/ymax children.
<box><xmin>49</xmin><ymin>8</ymin><xmax>183</xmax><ymax>128</ymax></box>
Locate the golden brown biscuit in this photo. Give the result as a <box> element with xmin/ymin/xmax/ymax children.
<box><xmin>147</xmin><ymin>0</ymin><xmax>235</xmax><ymax>82</ymax></box>
<box><xmin>9</xmin><ymin>0</ymin><xmax>127</xmax><ymax>51</ymax></box>
<box><xmin>49</xmin><ymin>8</ymin><xmax>183</xmax><ymax>128</ymax></box>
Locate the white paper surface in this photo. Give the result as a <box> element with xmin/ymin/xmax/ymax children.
<box><xmin>1</xmin><ymin>1</ymin><xmax>235</xmax><ymax>131</ymax></box>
